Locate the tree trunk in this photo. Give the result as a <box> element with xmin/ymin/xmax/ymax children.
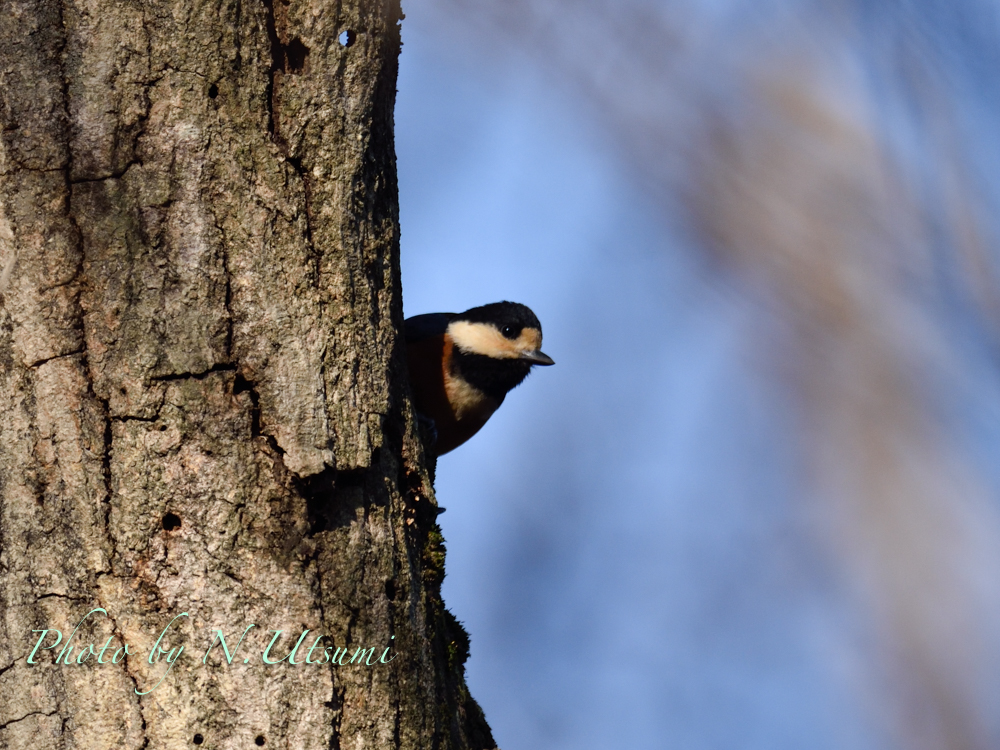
<box><xmin>0</xmin><ymin>0</ymin><xmax>495</xmax><ymax>748</ymax></box>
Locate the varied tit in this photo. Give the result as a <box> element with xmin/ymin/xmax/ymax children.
<box><xmin>405</xmin><ymin>301</ymin><xmax>555</xmax><ymax>455</ymax></box>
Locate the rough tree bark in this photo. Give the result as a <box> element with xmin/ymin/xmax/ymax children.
<box><xmin>0</xmin><ymin>0</ymin><xmax>495</xmax><ymax>748</ymax></box>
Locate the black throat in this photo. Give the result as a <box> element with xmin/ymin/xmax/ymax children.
<box><xmin>450</xmin><ymin>349</ymin><xmax>533</xmax><ymax>402</ymax></box>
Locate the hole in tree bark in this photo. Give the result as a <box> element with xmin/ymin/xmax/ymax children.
<box><xmin>162</xmin><ymin>513</ymin><xmax>181</xmax><ymax>531</ymax></box>
<box><xmin>255</xmin><ymin>736</ymin><xmax>266</xmax><ymax>746</ymax></box>
<box><xmin>385</xmin><ymin>580</ymin><xmax>396</xmax><ymax>600</ymax></box>
<box><xmin>233</xmin><ymin>374</ymin><xmax>252</xmax><ymax>394</ymax></box>
<box><xmin>338</xmin><ymin>29</ymin><xmax>355</xmax><ymax>47</ymax></box>
<box><xmin>233</xmin><ymin>374</ymin><xmax>262</xmax><ymax>436</ymax></box>
<box><xmin>284</xmin><ymin>39</ymin><xmax>309</xmax><ymax>73</ymax></box>
<box><xmin>300</xmin><ymin>467</ymin><xmax>371</xmax><ymax>534</ymax></box>
<box><xmin>208</xmin><ymin>84</ymin><xmax>219</xmax><ymax>98</ymax></box>
<box><xmin>193</xmin><ymin>734</ymin><xmax>204</xmax><ymax>745</ymax></box>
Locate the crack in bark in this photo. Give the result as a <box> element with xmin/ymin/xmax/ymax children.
<box><xmin>286</xmin><ymin>156</ymin><xmax>320</xmax><ymax>284</ymax></box>
<box><xmin>102</xmin><ymin>605</ymin><xmax>149</xmax><ymax>748</ymax></box>
<box><xmin>36</xmin><ymin>277</ymin><xmax>79</xmax><ymax>294</ymax></box>
<box><xmin>98</xmin><ymin>393</ymin><xmax>116</xmax><ymax>572</ymax></box>
<box><xmin>68</xmin><ymin>161</ymin><xmax>141</xmax><ymax>185</ymax></box>
<box><xmin>0</xmin><ymin>710</ymin><xmax>58</xmax><ymax>731</ymax></box>
<box><xmin>149</xmin><ymin>363</ymin><xmax>236</xmax><ymax>382</ymax></box>
<box><xmin>233</xmin><ymin>373</ymin><xmax>260</xmax><ymax>432</ymax></box>
<box><xmin>327</xmin><ymin>685</ymin><xmax>346</xmax><ymax>750</ymax></box>
<box><xmin>233</xmin><ymin>0</ymin><xmax>244</xmax><ymax>71</ymax></box>
<box><xmin>207</xmin><ymin>206</ymin><xmax>235</xmax><ymax>361</ymax></box>
<box><xmin>221</xmin><ymin>248</ymin><xmax>233</xmax><ymax>361</ymax></box>
<box><xmin>112</xmin><ymin>414</ymin><xmax>158</xmax><ymax>423</ymax></box>
<box><xmin>233</xmin><ymin>372</ymin><xmax>289</xmax><ymax>468</ymax></box>
<box><xmin>303</xmin><ymin>540</ymin><xmax>339</xmax><ymax>749</ymax></box>
<box><xmin>0</xmin><ymin>165</ymin><xmax>65</xmax><ymax>178</ymax></box>
<box><xmin>35</xmin><ymin>592</ymin><xmax>88</xmax><ymax>602</ymax></box>
<box><xmin>222</xmin><ymin>568</ymin><xmax>244</xmax><ymax>584</ymax></box>
<box><xmin>27</xmin><ymin>348</ymin><xmax>85</xmax><ymax>369</ymax></box>
<box><xmin>261</xmin><ymin>0</ymin><xmax>282</xmax><ymax>139</ymax></box>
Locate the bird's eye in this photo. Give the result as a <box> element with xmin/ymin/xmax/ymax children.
<box><xmin>501</xmin><ymin>325</ymin><xmax>518</xmax><ymax>339</ymax></box>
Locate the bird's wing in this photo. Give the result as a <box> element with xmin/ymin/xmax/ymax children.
<box><xmin>404</xmin><ymin>313</ymin><xmax>455</xmax><ymax>344</ymax></box>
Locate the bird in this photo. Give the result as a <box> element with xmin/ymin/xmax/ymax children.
<box><xmin>405</xmin><ymin>301</ymin><xmax>555</xmax><ymax>455</ymax></box>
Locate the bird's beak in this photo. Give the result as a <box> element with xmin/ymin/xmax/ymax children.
<box><xmin>520</xmin><ymin>350</ymin><xmax>555</xmax><ymax>366</ymax></box>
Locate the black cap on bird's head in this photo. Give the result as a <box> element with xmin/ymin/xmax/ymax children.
<box><xmin>454</xmin><ymin>301</ymin><xmax>542</xmax><ymax>333</ymax></box>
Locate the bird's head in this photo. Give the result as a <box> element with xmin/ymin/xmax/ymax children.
<box><xmin>444</xmin><ymin>301</ymin><xmax>554</xmax><ymax>400</ymax></box>
<box><xmin>447</xmin><ymin>301</ymin><xmax>555</xmax><ymax>366</ymax></box>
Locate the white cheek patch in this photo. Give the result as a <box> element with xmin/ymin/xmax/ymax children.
<box><xmin>448</xmin><ymin>321</ymin><xmax>519</xmax><ymax>358</ymax></box>
<box><xmin>448</xmin><ymin>321</ymin><xmax>544</xmax><ymax>359</ymax></box>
